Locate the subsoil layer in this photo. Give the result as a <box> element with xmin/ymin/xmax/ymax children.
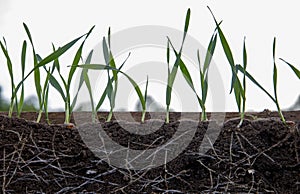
<box><xmin>0</xmin><ymin>111</ymin><xmax>299</xmax><ymax>193</ymax></box>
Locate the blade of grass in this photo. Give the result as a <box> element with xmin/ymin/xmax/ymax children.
<box><xmin>0</xmin><ymin>39</ymin><xmax>17</xmax><ymax>117</ymax></box>
<box><xmin>43</xmin><ymin>64</ymin><xmax>55</xmax><ymax>124</ymax></box>
<box><xmin>103</xmin><ymin>35</ymin><xmax>117</xmax><ymax>122</ymax></box>
<box><xmin>103</xmin><ymin>36</ymin><xmax>114</xmax><ymax>121</ymax></box>
<box><xmin>208</xmin><ymin>7</ymin><xmax>241</xmax><ymax>95</ymax></box>
<box><xmin>83</xmin><ymin>68</ymin><xmax>96</xmax><ymax>122</ymax></box>
<box><xmin>94</xmin><ymin>53</ymin><xmax>130</xmax><ymax>111</ymax></box>
<box><xmin>200</xmin><ymin>30</ymin><xmax>218</xmax><ymax>120</ymax></box>
<box><xmin>208</xmin><ymin>6</ymin><xmax>245</xmax><ymax>117</ymax></box>
<box><xmin>141</xmin><ymin>76</ymin><xmax>149</xmax><ymax>123</ymax></box>
<box><xmin>273</xmin><ymin>38</ymin><xmax>278</xmax><ymax>100</ymax></box>
<box><xmin>18</xmin><ymin>40</ymin><xmax>27</xmax><ymax>116</ymax></box>
<box><xmin>23</xmin><ymin>23</ymin><xmax>42</xmax><ymax>120</ymax></box>
<box><xmin>272</xmin><ymin>38</ymin><xmax>285</xmax><ymax>123</ymax></box>
<box><xmin>71</xmin><ymin>49</ymin><xmax>94</xmax><ymax>111</ymax></box>
<box><xmin>203</xmin><ymin>32</ymin><xmax>217</xmax><ymax>74</ymax></box>
<box><xmin>13</xmin><ymin>30</ymin><xmax>87</xmax><ymax>109</ymax></box>
<box><xmin>236</xmin><ymin>65</ymin><xmax>275</xmax><ymax>101</ymax></box>
<box><xmin>165</xmin><ymin>8</ymin><xmax>191</xmax><ymax>123</ymax></box>
<box><xmin>168</xmin><ymin>39</ymin><xmax>205</xmax><ymax>113</ymax></box>
<box><xmin>238</xmin><ymin>37</ymin><xmax>248</xmax><ymax>127</ymax></box>
<box><xmin>48</xmin><ymin>73</ymin><xmax>66</xmax><ymax>101</ymax></box>
<box><xmin>279</xmin><ymin>58</ymin><xmax>300</xmax><ymax>79</ymax></box>
<box><xmin>75</xmin><ymin>63</ymin><xmax>147</xmax><ymax>123</ymax></box>
<box><xmin>65</xmin><ymin>26</ymin><xmax>95</xmax><ymax>122</ymax></box>
<box><xmin>67</xmin><ymin>26</ymin><xmax>95</xmax><ymax>88</ymax></box>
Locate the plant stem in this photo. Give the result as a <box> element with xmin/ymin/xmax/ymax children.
<box><xmin>238</xmin><ymin>71</ymin><xmax>246</xmax><ymax>128</ymax></box>
<box><xmin>65</xmin><ymin>102</ymin><xmax>70</xmax><ymax>124</ymax></box>
<box><xmin>8</xmin><ymin>103</ymin><xmax>14</xmax><ymax>118</ymax></box>
<box><xmin>92</xmin><ymin>111</ymin><xmax>98</xmax><ymax>123</ymax></box>
<box><xmin>107</xmin><ymin>109</ymin><xmax>113</xmax><ymax>122</ymax></box>
<box><xmin>44</xmin><ymin>102</ymin><xmax>50</xmax><ymax>124</ymax></box>
<box><xmin>238</xmin><ymin>107</ymin><xmax>245</xmax><ymax>128</ymax></box>
<box><xmin>201</xmin><ymin>108</ymin><xmax>207</xmax><ymax>121</ymax></box>
<box><xmin>141</xmin><ymin>110</ymin><xmax>146</xmax><ymax>123</ymax></box>
<box><xmin>166</xmin><ymin>106</ymin><xmax>170</xmax><ymax>124</ymax></box>
<box><xmin>36</xmin><ymin>110</ymin><xmax>42</xmax><ymax>123</ymax></box>
<box><xmin>275</xmin><ymin>101</ymin><xmax>286</xmax><ymax>124</ymax></box>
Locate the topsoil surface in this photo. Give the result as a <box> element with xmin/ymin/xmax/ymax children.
<box><xmin>0</xmin><ymin>111</ymin><xmax>299</xmax><ymax>193</ymax></box>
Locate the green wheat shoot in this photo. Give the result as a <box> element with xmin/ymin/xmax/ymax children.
<box><xmin>236</xmin><ymin>38</ymin><xmax>286</xmax><ymax>124</ymax></box>
<box><xmin>48</xmin><ymin>26</ymin><xmax>95</xmax><ymax>124</ymax></box>
<box><xmin>75</xmin><ymin>63</ymin><xmax>149</xmax><ymax>123</ymax></box>
<box><xmin>1</xmin><ymin>23</ymin><xmax>96</xmax><ymax>123</ymax></box>
<box><xmin>165</xmin><ymin>8</ymin><xmax>190</xmax><ymax>123</ymax></box>
<box><xmin>208</xmin><ymin>7</ymin><xmax>246</xmax><ymax>127</ymax></box>
<box><xmin>0</xmin><ymin>38</ymin><xmax>27</xmax><ymax>118</ymax></box>
<box><xmin>196</xmin><ymin>31</ymin><xmax>218</xmax><ymax>121</ymax></box>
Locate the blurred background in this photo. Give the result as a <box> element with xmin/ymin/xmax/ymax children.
<box><xmin>0</xmin><ymin>0</ymin><xmax>300</xmax><ymax>112</ymax></box>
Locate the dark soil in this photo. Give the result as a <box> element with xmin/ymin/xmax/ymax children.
<box><xmin>0</xmin><ymin>111</ymin><xmax>299</xmax><ymax>193</ymax></box>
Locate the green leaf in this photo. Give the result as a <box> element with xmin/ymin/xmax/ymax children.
<box><xmin>85</xmin><ymin>50</ymin><xmax>94</xmax><ymax>64</ymax></box>
<box><xmin>23</xmin><ymin>23</ymin><xmax>42</xmax><ymax>106</ymax></box>
<box><xmin>125</xmin><ymin>73</ymin><xmax>146</xmax><ymax>110</ymax></box>
<box><xmin>42</xmin><ymin>67</ymin><xmax>52</xmax><ymax>106</ymax></box>
<box><xmin>14</xmin><ymin>32</ymin><xmax>86</xmax><ymax>96</ymax></box>
<box><xmin>52</xmin><ymin>44</ymin><xmax>60</xmax><ymax>72</ymax></box>
<box><xmin>203</xmin><ymin>77</ymin><xmax>208</xmax><ymax>104</ymax></box>
<box><xmin>71</xmin><ymin>50</ymin><xmax>94</xmax><ymax>111</ymax></box>
<box><xmin>169</xmin><ymin>40</ymin><xmax>205</xmax><ymax>109</ymax></box>
<box><xmin>102</xmin><ymin>37</ymin><xmax>110</xmax><ymax>65</ymax></box>
<box><xmin>233</xmin><ymin>80</ymin><xmax>241</xmax><ymax>112</ymax></box>
<box><xmin>272</xmin><ymin>38</ymin><xmax>278</xmax><ymax>99</ymax></box>
<box><xmin>273</xmin><ymin>62</ymin><xmax>278</xmax><ymax>98</ymax></box>
<box><xmin>203</xmin><ymin>32</ymin><xmax>217</xmax><ymax>73</ymax></box>
<box><xmin>242</xmin><ymin>37</ymin><xmax>247</xmax><ymax>103</ymax></box>
<box><xmin>67</xmin><ymin>42</ymin><xmax>83</xmax><ymax>88</ymax></box>
<box><xmin>180</xmin><ymin>8</ymin><xmax>191</xmax><ymax>49</ymax></box>
<box><xmin>0</xmin><ymin>41</ymin><xmax>14</xmax><ymax>85</ymax></box>
<box><xmin>76</xmin><ymin>63</ymin><xmax>146</xmax><ymax>110</ymax></box>
<box><xmin>23</xmin><ymin>23</ymin><xmax>34</xmax><ymax>47</ymax></box>
<box><xmin>67</xmin><ymin>26</ymin><xmax>94</xmax><ymax>88</ymax></box>
<box><xmin>36</xmin><ymin>54</ymin><xmax>43</xmax><ymax>63</ymax></box>
<box><xmin>167</xmin><ymin>41</ymin><xmax>170</xmax><ymax>66</ymax></box>
<box><xmin>279</xmin><ymin>58</ymin><xmax>300</xmax><ymax>79</ymax></box>
<box><xmin>168</xmin><ymin>39</ymin><xmax>194</xmax><ymax>90</ymax></box>
<box><xmin>21</xmin><ymin>41</ymin><xmax>27</xmax><ymax>77</ymax></box>
<box><xmin>49</xmin><ymin>73</ymin><xmax>66</xmax><ymax>101</ymax></box>
<box><xmin>0</xmin><ymin>39</ymin><xmax>18</xmax><ymax>115</ymax></box>
<box><xmin>273</xmin><ymin>37</ymin><xmax>276</xmax><ymax>61</ymax></box>
<box><xmin>144</xmin><ymin>76</ymin><xmax>149</xmax><ymax>107</ymax></box>
<box><xmin>179</xmin><ymin>58</ymin><xmax>195</xmax><ymax>89</ymax></box>
<box><xmin>38</xmin><ymin>35</ymin><xmax>85</xmax><ymax>68</ymax></box>
<box><xmin>197</xmin><ymin>50</ymin><xmax>208</xmax><ymax>104</ymax></box>
<box><xmin>102</xmin><ymin>36</ymin><xmax>116</xmax><ymax>110</ymax></box>
<box><xmin>236</xmin><ymin>65</ymin><xmax>275</xmax><ymax>102</ymax></box>
<box><xmin>166</xmin><ymin>38</ymin><xmax>180</xmax><ymax>106</ymax></box>
<box><xmin>108</xmin><ymin>27</ymin><xmax>111</xmax><ymax>49</ymax></box>
<box><xmin>208</xmin><ymin>7</ymin><xmax>237</xmax><ymax>94</ymax></box>
<box><xmin>102</xmin><ymin>37</ymin><xmax>112</xmax><ymax>97</ymax></box>
<box><xmin>243</xmin><ymin>37</ymin><xmax>247</xmax><ymax>70</ymax></box>
<box><xmin>165</xmin><ymin>9</ymin><xmax>191</xmax><ymax>112</ymax></box>
<box><xmin>18</xmin><ymin>40</ymin><xmax>27</xmax><ymax>113</ymax></box>
<box><xmin>184</xmin><ymin>8</ymin><xmax>191</xmax><ymax>34</ymax></box>
<box><xmin>94</xmin><ymin>53</ymin><xmax>130</xmax><ymax>111</ymax></box>
<box><xmin>83</xmin><ymin>69</ymin><xmax>95</xmax><ymax>114</ymax></box>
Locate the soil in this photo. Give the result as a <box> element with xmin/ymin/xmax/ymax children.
<box><xmin>0</xmin><ymin>111</ymin><xmax>299</xmax><ymax>193</ymax></box>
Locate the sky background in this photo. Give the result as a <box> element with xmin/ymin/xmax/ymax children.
<box><xmin>0</xmin><ymin>0</ymin><xmax>300</xmax><ymax>112</ymax></box>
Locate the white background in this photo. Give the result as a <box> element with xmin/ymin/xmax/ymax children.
<box><xmin>0</xmin><ymin>0</ymin><xmax>300</xmax><ymax>112</ymax></box>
